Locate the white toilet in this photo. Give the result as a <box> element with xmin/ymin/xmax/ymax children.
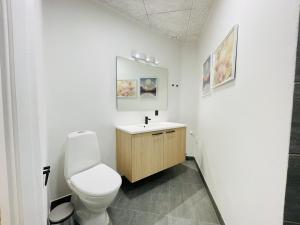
<box><xmin>64</xmin><ymin>130</ymin><xmax>121</xmax><ymax>225</ymax></box>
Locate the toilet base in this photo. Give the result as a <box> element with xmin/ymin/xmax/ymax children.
<box><xmin>75</xmin><ymin>209</ymin><xmax>109</xmax><ymax>225</ymax></box>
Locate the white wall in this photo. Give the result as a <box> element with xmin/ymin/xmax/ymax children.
<box><xmin>194</xmin><ymin>0</ymin><xmax>300</xmax><ymax>225</ymax></box>
<box><xmin>179</xmin><ymin>42</ymin><xmax>200</xmax><ymax>156</ymax></box>
<box><xmin>42</xmin><ymin>0</ymin><xmax>182</xmax><ymax>200</ymax></box>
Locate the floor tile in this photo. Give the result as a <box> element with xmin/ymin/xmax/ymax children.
<box><xmin>182</xmin><ymin>160</ymin><xmax>198</xmax><ymax>171</ymax></box>
<box><xmin>170</xmin><ymin>195</ymin><xmax>200</xmax><ymax>219</ymax></box>
<box><xmin>168</xmin><ymin>216</ymin><xmax>195</xmax><ymax>225</ymax></box>
<box><xmin>284</xmin><ymin>221</ymin><xmax>300</xmax><ymax>225</ymax></box>
<box><xmin>130</xmin><ymin>211</ymin><xmax>168</xmax><ymax>225</ymax></box>
<box><xmin>168</xmin><ymin>215</ymin><xmax>220</xmax><ymax>225</ymax></box>
<box><xmin>108</xmin><ymin>207</ymin><xmax>135</xmax><ymax>225</ymax></box>
<box><xmin>113</xmin><ymin>160</ymin><xmax>221</xmax><ymax>225</ymax></box>
<box><xmin>289</xmin><ymin>84</ymin><xmax>300</xmax><ymax>154</ymax></box>
<box><xmin>284</xmin><ymin>154</ymin><xmax>300</xmax><ymax>223</ymax></box>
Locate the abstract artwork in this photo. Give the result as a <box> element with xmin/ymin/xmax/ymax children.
<box><xmin>117</xmin><ymin>80</ymin><xmax>137</xmax><ymax>97</ymax></box>
<box><xmin>212</xmin><ymin>25</ymin><xmax>238</xmax><ymax>88</ymax></box>
<box><xmin>140</xmin><ymin>78</ymin><xmax>157</xmax><ymax>97</ymax></box>
<box><xmin>202</xmin><ymin>55</ymin><xmax>211</xmax><ymax>96</ymax></box>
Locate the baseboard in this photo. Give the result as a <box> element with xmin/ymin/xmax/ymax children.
<box><xmin>186</xmin><ymin>156</ymin><xmax>225</xmax><ymax>225</ymax></box>
<box><xmin>185</xmin><ymin>155</ymin><xmax>195</xmax><ymax>160</ymax></box>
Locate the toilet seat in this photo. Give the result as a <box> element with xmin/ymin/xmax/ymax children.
<box><xmin>70</xmin><ymin>164</ymin><xmax>121</xmax><ymax>197</ymax></box>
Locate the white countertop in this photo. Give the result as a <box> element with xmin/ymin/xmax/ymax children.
<box><xmin>116</xmin><ymin>122</ymin><xmax>186</xmax><ymax>134</ymax></box>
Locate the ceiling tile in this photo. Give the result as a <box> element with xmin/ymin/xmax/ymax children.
<box><xmin>144</xmin><ymin>0</ymin><xmax>193</xmax><ymax>14</ymax></box>
<box><xmin>187</xmin><ymin>0</ymin><xmax>214</xmax><ymax>36</ymax></box>
<box><xmin>187</xmin><ymin>8</ymin><xmax>209</xmax><ymax>34</ymax></box>
<box><xmin>98</xmin><ymin>0</ymin><xmax>146</xmax><ymax>19</ymax></box>
<box><xmin>96</xmin><ymin>0</ymin><xmax>215</xmax><ymax>41</ymax></box>
<box><xmin>192</xmin><ymin>0</ymin><xmax>214</xmax><ymax>10</ymax></box>
<box><xmin>186</xmin><ymin>33</ymin><xmax>201</xmax><ymax>41</ymax></box>
<box><xmin>148</xmin><ymin>11</ymin><xmax>190</xmax><ymax>38</ymax></box>
<box><xmin>135</xmin><ymin>14</ymin><xmax>150</xmax><ymax>26</ymax></box>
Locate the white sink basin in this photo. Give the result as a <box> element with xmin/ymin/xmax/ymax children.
<box><xmin>116</xmin><ymin>122</ymin><xmax>186</xmax><ymax>134</ymax></box>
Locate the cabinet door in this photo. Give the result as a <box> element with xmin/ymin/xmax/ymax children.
<box><xmin>132</xmin><ymin>131</ymin><xmax>164</xmax><ymax>182</ymax></box>
<box><xmin>163</xmin><ymin>128</ymin><xmax>186</xmax><ymax>169</ymax></box>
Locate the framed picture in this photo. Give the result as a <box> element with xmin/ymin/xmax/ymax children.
<box><xmin>117</xmin><ymin>79</ymin><xmax>137</xmax><ymax>97</ymax></box>
<box><xmin>202</xmin><ymin>55</ymin><xmax>212</xmax><ymax>96</ymax></box>
<box><xmin>212</xmin><ymin>25</ymin><xmax>239</xmax><ymax>88</ymax></box>
<box><xmin>140</xmin><ymin>78</ymin><xmax>157</xmax><ymax>97</ymax></box>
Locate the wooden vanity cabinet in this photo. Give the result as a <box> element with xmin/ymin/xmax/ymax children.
<box><xmin>116</xmin><ymin>127</ymin><xmax>186</xmax><ymax>182</ymax></box>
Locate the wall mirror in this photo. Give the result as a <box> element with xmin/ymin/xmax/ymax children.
<box><xmin>116</xmin><ymin>56</ymin><xmax>168</xmax><ymax>111</ymax></box>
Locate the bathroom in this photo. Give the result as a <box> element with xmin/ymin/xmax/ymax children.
<box><xmin>0</xmin><ymin>0</ymin><xmax>299</xmax><ymax>225</ymax></box>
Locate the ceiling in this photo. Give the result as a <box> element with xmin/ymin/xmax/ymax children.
<box><xmin>97</xmin><ymin>0</ymin><xmax>215</xmax><ymax>41</ymax></box>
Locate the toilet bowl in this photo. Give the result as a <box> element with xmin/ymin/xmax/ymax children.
<box><xmin>64</xmin><ymin>131</ymin><xmax>121</xmax><ymax>225</ymax></box>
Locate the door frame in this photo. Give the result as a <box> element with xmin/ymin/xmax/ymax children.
<box><xmin>0</xmin><ymin>0</ymin><xmax>47</xmax><ymax>224</ymax></box>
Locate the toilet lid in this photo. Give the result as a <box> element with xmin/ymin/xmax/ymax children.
<box><xmin>70</xmin><ymin>164</ymin><xmax>121</xmax><ymax>197</ymax></box>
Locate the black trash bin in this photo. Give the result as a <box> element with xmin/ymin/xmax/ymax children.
<box><xmin>48</xmin><ymin>202</ymin><xmax>75</xmax><ymax>225</ymax></box>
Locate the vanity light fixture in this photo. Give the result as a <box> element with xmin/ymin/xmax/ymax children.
<box><xmin>131</xmin><ymin>50</ymin><xmax>159</xmax><ymax>65</ymax></box>
<box><xmin>139</xmin><ymin>53</ymin><xmax>146</xmax><ymax>61</ymax></box>
<box><xmin>135</xmin><ymin>53</ymin><xmax>140</xmax><ymax>59</ymax></box>
<box><xmin>131</xmin><ymin>50</ymin><xmax>145</xmax><ymax>61</ymax></box>
<box><xmin>131</xmin><ymin>50</ymin><xmax>140</xmax><ymax>60</ymax></box>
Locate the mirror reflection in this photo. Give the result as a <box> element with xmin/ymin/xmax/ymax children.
<box><xmin>116</xmin><ymin>56</ymin><xmax>168</xmax><ymax>111</ymax></box>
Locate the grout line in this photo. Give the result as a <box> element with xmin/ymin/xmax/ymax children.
<box><xmin>142</xmin><ymin>0</ymin><xmax>150</xmax><ymax>26</ymax></box>
<box><xmin>284</xmin><ymin>220</ymin><xmax>300</xmax><ymax>224</ymax></box>
<box><xmin>110</xmin><ymin>206</ymin><xmax>160</xmax><ymax>216</ymax></box>
<box><xmin>183</xmin><ymin>1</ymin><xmax>194</xmax><ymax>42</ymax></box>
<box><xmin>147</xmin><ymin>8</ymin><xmax>192</xmax><ymax>16</ymax></box>
<box><xmin>127</xmin><ymin>210</ymin><xmax>135</xmax><ymax>225</ymax></box>
<box><xmin>289</xmin><ymin>153</ymin><xmax>300</xmax><ymax>156</ymax></box>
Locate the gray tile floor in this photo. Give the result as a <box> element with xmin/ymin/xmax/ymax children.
<box><xmin>108</xmin><ymin>160</ymin><xmax>221</xmax><ymax>225</ymax></box>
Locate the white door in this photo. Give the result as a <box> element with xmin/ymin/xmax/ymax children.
<box><xmin>0</xmin><ymin>0</ymin><xmax>48</xmax><ymax>224</ymax></box>
<box><xmin>0</xmin><ymin>64</ymin><xmax>11</xmax><ymax>225</ymax></box>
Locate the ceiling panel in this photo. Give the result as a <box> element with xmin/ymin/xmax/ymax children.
<box><xmin>136</xmin><ymin>14</ymin><xmax>150</xmax><ymax>25</ymax></box>
<box><xmin>144</xmin><ymin>0</ymin><xmax>193</xmax><ymax>14</ymax></box>
<box><xmin>100</xmin><ymin>0</ymin><xmax>146</xmax><ymax>18</ymax></box>
<box><xmin>187</xmin><ymin>9</ymin><xmax>209</xmax><ymax>36</ymax></box>
<box><xmin>149</xmin><ymin>10</ymin><xmax>190</xmax><ymax>38</ymax></box>
<box><xmin>97</xmin><ymin>0</ymin><xmax>215</xmax><ymax>41</ymax></box>
<box><xmin>192</xmin><ymin>0</ymin><xmax>214</xmax><ymax>9</ymax></box>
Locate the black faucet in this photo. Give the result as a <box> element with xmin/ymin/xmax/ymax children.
<box><xmin>145</xmin><ymin>116</ymin><xmax>151</xmax><ymax>125</ymax></box>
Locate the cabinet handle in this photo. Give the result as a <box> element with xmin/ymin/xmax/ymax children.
<box><xmin>152</xmin><ymin>132</ymin><xmax>163</xmax><ymax>136</ymax></box>
<box><xmin>166</xmin><ymin>130</ymin><xmax>175</xmax><ymax>133</ymax></box>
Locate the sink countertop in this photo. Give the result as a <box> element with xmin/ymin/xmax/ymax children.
<box><xmin>116</xmin><ymin>122</ymin><xmax>186</xmax><ymax>134</ymax></box>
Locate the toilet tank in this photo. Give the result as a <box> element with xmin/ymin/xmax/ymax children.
<box><xmin>64</xmin><ymin>131</ymin><xmax>101</xmax><ymax>179</ymax></box>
